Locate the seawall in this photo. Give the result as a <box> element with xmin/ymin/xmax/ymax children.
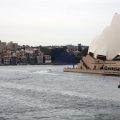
<box><xmin>64</xmin><ymin>68</ymin><xmax>103</xmax><ymax>74</ymax></box>
<box><xmin>64</xmin><ymin>68</ymin><xmax>120</xmax><ymax>76</ymax></box>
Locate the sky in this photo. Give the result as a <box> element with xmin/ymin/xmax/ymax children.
<box><xmin>0</xmin><ymin>0</ymin><xmax>120</xmax><ymax>46</ymax></box>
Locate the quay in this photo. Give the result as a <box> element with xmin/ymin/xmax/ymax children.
<box><xmin>64</xmin><ymin>68</ymin><xmax>120</xmax><ymax>76</ymax></box>
<box><xmin>64</xmin><ymin>68</ymin><xmax>103</xmax><ymax>74</ymax></box>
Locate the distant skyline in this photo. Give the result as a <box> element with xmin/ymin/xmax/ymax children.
<box><xmin>0</xmin><ymin>0</ymin><xmax>120</xmax><ymax>46</ymax></box>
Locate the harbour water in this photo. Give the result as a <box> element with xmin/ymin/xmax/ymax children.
<box><xmin>0</xmin><ymin>65</ymin><xmax>120</xmax><ymax>120</ymax></box>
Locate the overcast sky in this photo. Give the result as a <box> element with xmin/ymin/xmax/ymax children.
<box><xmin>0</xmin><ymin>0</ymin><xmax>119</xmax><ymax>46</ymax></box>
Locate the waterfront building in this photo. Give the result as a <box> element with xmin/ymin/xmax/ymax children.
<box><xmin>11</xmin><ymin>52</ymin><xmax>17</xmax><ymax>65</ymax></box>
<box><xmin>21</xmin><ymin>55</ymin><xmax>27</xmax><ymax>65</ymax></box>
<box><xmin>66</xmin><ymin>45</ymin><xmax>78</xmax><ymax>52</ymax></box>
<box><xmin>7</xmin><ymin>41</ymin><xmax>18</xmax><ymax>51</ymax></box>
<box><xmin>64</xmin><ymin>13</ymin><xmax>120</xmax><ymax>76</ymax></box>
<box><xmin>0</xmin><ymin>40</ymin><xmax>6</xmax><ymax>52</ymax></box>
<box><xmin>37</xmin><ymin>52</ymin><xmax>44</xmax><ymax>64</ymax></box>
<box><xmin>11</xmin><ymin>56</ymin><xmax>17</xmax><ymax>65</ymax></box>
<box><xmin>37</xmin><ymin>55</ymin><xmax>43</xmax><ymax>64</ymax></box>
<box><xmin>4</xmin><ymin>57</ymin><xmax>11</xmax><ymax>65</ymax></box>
<box><xmin>0</xmin><ymin>59</ymin><xmax>1</xmax><ymax>65</ymax></box>
<box><xmin>44</xmin><ymin>55</ymin><xmax>51</xmax><ymax>63</ymax></box>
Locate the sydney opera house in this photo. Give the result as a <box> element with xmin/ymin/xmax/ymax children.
<box><xmin>64</xmin><ymin>13</ymin><xmax>120</xmax><ymax>76</ymax></box>
<box><xmin>89</xmin><ymin>13</ymin><xmax>120</xmax><ymax>60</ymax></box>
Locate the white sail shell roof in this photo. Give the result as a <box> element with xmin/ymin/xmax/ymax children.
<box><xmin>89</xmin><ymin>13</ymin><xmax>120</xmax><ymax>60</ymax></box>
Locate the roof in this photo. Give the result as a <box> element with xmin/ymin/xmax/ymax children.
<box><xmin>89</xmin><ymin>13</ymin><xmax>120</xmax><ymax>60</ymax></box>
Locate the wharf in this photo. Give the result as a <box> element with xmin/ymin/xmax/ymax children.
<box><xmin>64</xmin><ymin>68</ymin><xmax>120</xmax><ymax>76</ymax></box>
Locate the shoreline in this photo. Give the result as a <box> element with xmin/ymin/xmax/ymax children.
<box><xmin>0</xmin><ymin>63</ymin><xmax>73</xmax><ymax>66</ymax></box>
